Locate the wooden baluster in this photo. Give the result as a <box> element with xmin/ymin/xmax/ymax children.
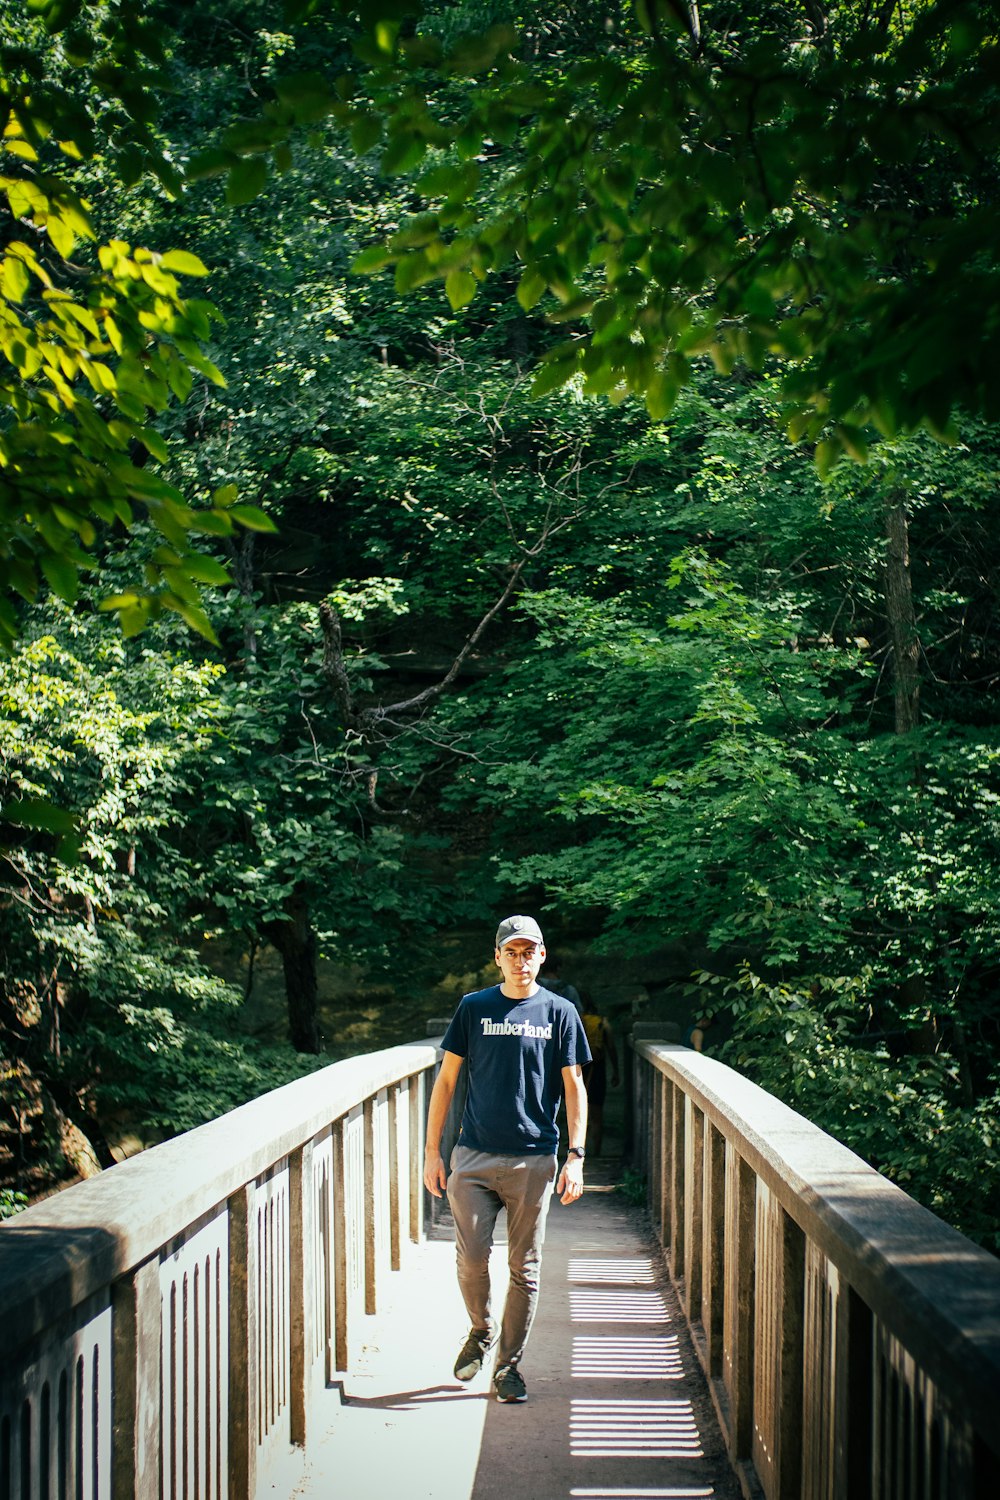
<box><xmin>669</xmin><ymin>1077</ymin><xmax>685</xmax><ymax>1277</ymax></box>
<box><xmin>723</xmin><ymin>1148</ymin><xmax>756</xmax><ymax>1466</ymax></box>
<box><xmin>409</xmin><ymin>1073</ymin><xmax>424</xmax><ymax>1245</ymax></box>
<box><xmin>684</xmin><ymin>1097</ymin><xmax>704</xmax><ymax>1324</ymax></box>
<box><xmin>388</xmin><ymin>1085</ymin><xmax>401</xmax><ymax>1273</ymax></box>
<box><xmin>701</xmin><ymin>1121</ymin><xmax>726</xmax><ymax>1378</ymax></box>
<box><xmin>112</xmin><ymin>1261</ymin><xmax>160</xmax><ymax>1500</ymax></box>
<box><xmin>228</xmin><ymin>1186</ymin><xmax>257</xmax><ymax>1500</ymax></box>
<box><xmin>332</xmin><ymin>1118</ymin><xmax>348</xmax><ymax>1376</ymax></box>
<box><xmin>288</xmin><ymin>1142</ymin><xmax>313</xmax><ymax>1448</ymax></box>
<box><xmin>363</xmin><ymin>1097</ymin><xmax>377</xmax><ymax>1316</ymax></box>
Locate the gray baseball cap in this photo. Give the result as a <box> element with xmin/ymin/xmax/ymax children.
<box><xmin>495</xmin><ymin>915</ymin><xmax>544</xmax><ymax>949</ymax></box>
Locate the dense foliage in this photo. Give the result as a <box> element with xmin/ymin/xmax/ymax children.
<box><xmin>1</xmin><ymin>0</ymin><xmax>998</xmax><ymax>1251</ymax></box>
<box><xmin>0</xmin><ymin>0</ymin><xmax>279</xmax><ymax>651</ymax></box>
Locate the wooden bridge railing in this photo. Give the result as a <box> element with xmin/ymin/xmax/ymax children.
<box><xmin>7</xmin><ymin>1029</ymin><xmax>999</xmax><ymax>1500</ymax></box>
<box><xmin>630</xmin><ymin>1035</ymin><xmax>1000</xmax><ymax>1500</ymax></box>
<box><xmin>0</xmin><ymin>1040</ymin><xmax>437</xmax><ymax>1500</ymax></box>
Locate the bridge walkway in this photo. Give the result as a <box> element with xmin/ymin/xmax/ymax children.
<box><xmin>293</xmin><ymin>1159</ymin><xmax>740</xmax><ymax>1500</ymax></box>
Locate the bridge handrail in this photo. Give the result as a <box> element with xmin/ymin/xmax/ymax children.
<box><xmin>1</xmin><ymin>1041</ymin><xmax>436</xmax><ymax>1358</ymax></box>
<box><xmin>0</xmin><ymin>1038</ymin><xmax>439</xmax><ymax>1500</ymax></box>
<box><xmin>632</xmin><ymin>1038</ymin><xmax>1000</xmax><ymax>1500</ymax></box>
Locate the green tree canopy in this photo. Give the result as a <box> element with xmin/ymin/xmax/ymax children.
<box><xmin>0</xmin><ymin>0</ymin><xmax>275</xmax><ymax>652</ymax></box>
<box><xmin>3</xmin><ymin>0</ymin><xmax>999</xmax><ymax>1255</ymax></box>
<box><xmin>302</xmin><ymin>0</ymin><xmax>1000</xmax><ymax>455</ymax></box>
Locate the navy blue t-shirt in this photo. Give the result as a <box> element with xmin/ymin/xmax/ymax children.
<box><xmin>441</xmin><ymin>984</ymin><xmax>592</xmax><ymax>1155</ymax></box>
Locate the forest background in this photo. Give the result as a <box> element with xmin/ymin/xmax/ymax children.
<box><xmin>2</xmin><ymin>0</ymin><xmax>999</xmax><ymax>1253</ymax></box>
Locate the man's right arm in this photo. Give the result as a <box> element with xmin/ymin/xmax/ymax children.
<box><xmin>423</xmin><ymin>1050</ymin><xmax>464</xmax><ymax>1197</ymax></box>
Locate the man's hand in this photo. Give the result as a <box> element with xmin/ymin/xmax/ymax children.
<box><xmin>556</xmin><ymin>1154</ymin><xmax>584</xmax><ymax>1205</ymax></box>
<box><xmin>424</xmin><ymin>1148</ymin><xmax>447</xmax><ymax>1198</ymax></box>
<box><xmin>423</xmin><ymin>1052</ymin><xmax>462</xmax><ymax>1198</ymax></box>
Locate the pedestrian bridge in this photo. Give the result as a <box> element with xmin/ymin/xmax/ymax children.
<box><xmin>2</xmin><ymin>1033</ymin><xmax>998</xmax><ymax>1500</ymax></box>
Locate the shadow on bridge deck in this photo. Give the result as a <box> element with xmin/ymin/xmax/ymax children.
<box><xmin>292</xmin><ymin>1161</ymin><xmax>740</xmax><ymax>1500</ymax></box>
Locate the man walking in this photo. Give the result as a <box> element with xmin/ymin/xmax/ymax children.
<box><xmin>423</xmin><ymin>915</ymin><xmax>591</xmax><ymax>1403</ymax></box>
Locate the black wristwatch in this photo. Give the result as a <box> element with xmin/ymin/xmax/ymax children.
<box><xmin>567</xmin><ymin>1145</ymin><xmax>586</xmax><ymax>1160</ymax></box>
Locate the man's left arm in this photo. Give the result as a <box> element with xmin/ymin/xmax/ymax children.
<box><xmin>556</xmin><ymin>1063</ymin><xmax>588</xmax><ymax>1204</ymax></box>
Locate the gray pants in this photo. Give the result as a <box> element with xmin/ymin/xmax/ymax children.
<box><xmin>447</xmin><ymin>1146</ymin><xmax>558</xmax><ymax>1369</ymax></box>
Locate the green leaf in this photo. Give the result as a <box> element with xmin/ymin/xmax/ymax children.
<box><xmin>399</xmin><ymin>34</ymin><xmax>444</xmax><ymax>67</ymax></box>
<box><xmin>390</xmin><ymin>213</ymin><xmax>440</xmax><ymax>250</ymax></box>
<box><xmin>180</xmin><ymin>553</ymin><xmax>232</xmax><ymax>586</ymax></box>
<box><xmin>530</xmin><ymin>351</ymin><xmax>579</xmax><ymax>398</ymax></box>
<box><xmin>46</xmin><ymin>213</ymin><xmax>77</xmax><ymax>258</ymax></box>
<box><xmin>516</xmin><ymin>271</ymin><xmax>547</xmax><ymax>312</ymax></box>
<box><xmin>547</xmin><ymin>295</ymin><xmax>595</xmax><ymax>323</ymax></box>
<box><xmin>116</xmin><ymin>388</ymin><xmax>147</xmax><ymax>422</ymax></box>
<box><xmin>63</xmin><ymin>301</ymin><xmax>100</xmax><ymax>338</ymax></box>
<box><xmin>2</xmin><ymin>253</ymin><xmax>31</xmax><ymax>303</ymax></box>
<box><xmin>119</xmin><ymin>602</ymin><xmax>152</xmax><ymax>637</ymax></box>
<box><xmin>136</xmin><ymin>426</ymin><xmax>170</xmax><ymax>464</ymax></box>
<box><xmin>350</xmin><ymin>111</ymin><xmax>383</xmax><ymax>155</ymax></box>
<box><xmin>51</xmin><ymin>504</ymin><xmax>96</xmax><ymax>544</ymax></box>
<box><xmin>164</xmin><ymin>357</ymin><xmax>194</xmax><ymax>402</ymax></box>
<box><xmin>187</xmin><ymin>148</ymin><xmax>238</xmax><ymax>181</ymax></box>
<box><xmin>8</xmin><ymin>558</ymin><xmax>39</xmax><ymax>602</ymax></box>
<box><xmin>159</xmin><ymin>250</ymin><xmax>209</xmax><ymax>277</ymax></box>
<box><xmin>381</xmin><ymin>134</ymin><xmax>426</xmax><ymax>176</ymax></box>
<box><xmin>228</xmin><ymin>504</ymin><xmax>278</xmax><ymax>533</ymax></box>
<box><xmin>98</xmin><ymin>592</ymin><xmax>142</xmax><ymax>611</ymax></box>
<box><xmin>416</xmin><ymin>162</ymin><xmax>479</xmax><ymax>200</ymax></box>
<box><xmin>1</xmin><ymin>797</ymin><xmax>76</xmax><ymax>835</ymax></box>
<box><xmin>226</xmin><ymin>157</ymin><xmax>268</xmax><ymax>207</ymax></box>
<box><xmin>108</xmin><ymin>461</ymin><xmax>186</xmax><ymax>505</ymax></box>
<box><xmin>274</xmin><ymin>71</ymin><xmax>335</xmax><ymax>122</ymax></box>
<box><xmin>174</xmin><ymin>343</ymin><xmax>227</xmax><ymax>387</ymax></box>
<box><xmin>186</xmin><ymin>511</ymin><xmax>234</xmax><ymax>536</ymax></box>
<box><xmin>351</xmin><ymin>244</ymin><xmax>391</xmax><ymax>275</ymax></box>
<box><xmin>40</xmin><ymin>551</ymin><xmax>79</xmax><ymax>603</ymax></box>
<box><xmin>814</xmin><ymin>439</ymin><xmax>839</xmax><ymax>480</ymax></box>
<box><xmin>644</xmin><ymin>370</ymin><xmax>678</xmax><ymax>422</ymax></box>
<box><xmin>394</xmin><ymin>252</ymin><xmax>432</xmax><ymax>294</ymax></box>
<box><xmin>835</xmin><ymin>423</ymin><xmax>869</xmax><ymax>462</ymax></box>
<box><xmin>163</xmin><ymin>595</ymin><xmax>220</xmax><ymax>645</ymax></box>
<box><xmin>445</xmin><ymin>268</ymin><xmax>477</xmax><ymax>310</ymax></box>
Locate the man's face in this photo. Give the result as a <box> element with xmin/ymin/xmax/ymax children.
<box><xmin>495</xmin><ymin>939</ymin><xmax>545</xmax><ymax>993</ymax></box>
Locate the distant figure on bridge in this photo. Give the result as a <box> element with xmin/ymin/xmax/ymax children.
<box><xmin>423</xmin><ymin>914</ymin><xmax>591</xmax><ymax>1406</ymax></box>
<box><xmin>539</xmin><ymin>953</ymin><xmax>582</xmax><ymax>1012</ymax></box>
<box><xmin>579</xmin><ymin>995</ymin><xmax>620</xmax><ymax>1156</ymax></box>
<box><xmin>684</xmin><ymin>1012</ymin><xmax>715</xmax><ymax>1052</ymax></box>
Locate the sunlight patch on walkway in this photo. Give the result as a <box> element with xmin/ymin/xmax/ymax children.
<box><xmin>572</xmin><ymin>1335</ymin><xmax>685</xmax><ymax>1380</ymax></box>
<box><xmin>568</xmin><ymin>1258</ymin><xmax>658</xmax><ymax>1284</ymax></box>
<box><xmin>569</xmin><ymin>1399</ymin><xmax>704</xmax><ymax>1459</ymax></box>
<box><xmin>569</xmin><ymin>1489</ymin><xmax>714</xmax><ymax>1498</ymax></box>
<box><xmin>569</xmin><ymin>1289</ymin><xmax>669</xmax><ymax>1321</ymax></box>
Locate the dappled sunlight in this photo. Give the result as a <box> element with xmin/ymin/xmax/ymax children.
<box><xmin>570</xmin><ymin>1288</ymin><xmax>670</xmax><ymax>1322</ymax></box>
<box><xmin>568</xmin><ymin>1257</ymin><xmax>658</xmax><ymax>1284</ymax></box>
<box><xmin>570</xmin><ymin>1489</ymin><xmax>715</xmax><ymax>1498</ymax></box>
<box><xmin>570</xmin><ymin>1399</ymin><xmax>704</xmax><ymax>1459</ymax></box>
<box><xmin>570</xmin><ymin>1490</ymin><xmax>715</xmax><ymax>1498</ymax></box>
<box><xmin>572</xmin><ymin>1335</ymin><xmax>685</xmax><ymax>1381</ymax></box>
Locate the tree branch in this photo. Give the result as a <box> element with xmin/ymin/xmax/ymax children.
<box><xmin>364</xmin><ymin>558</ymin><xmax>528</xmax><ymax>724</ymax></box>
<box><xmin>318</xmin><ymin>601</ymin><xmax>358</xmax><ymax>730</ymax></box>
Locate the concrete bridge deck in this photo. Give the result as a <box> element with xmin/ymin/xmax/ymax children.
<box><xmin>293</xmin><ymin>1160</ymin><xmax>739</xmax><ymax>1500</ymax></box>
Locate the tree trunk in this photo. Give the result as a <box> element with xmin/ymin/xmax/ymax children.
<box><xmin>41</xmin><ymin>1076</ymin><xmax>117</xmax><ymax>1174</ymax></box>
<box><xmin>884</xmin><ymin>495</ymin><xmax>921</xmax><ymax>733</ymax></box>
<box><xmin>264</xmin><ymin>890</ymin><xmax>322</xmax><ymax>1054</ymax></box>
<box><xmin>230</xmin><ymin>530</ymin><xmax>258</xmax><ymax>661</ymax></box>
